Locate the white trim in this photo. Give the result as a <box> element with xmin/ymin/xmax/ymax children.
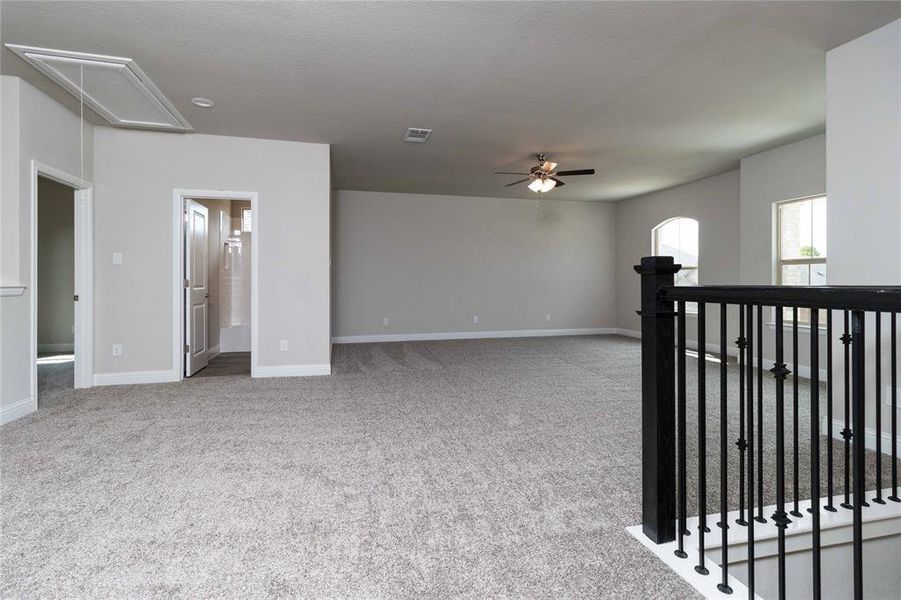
<box><xmin>629</xmin><ymin>486</ymin><xmax>901</xmax><ymax>600</ymax></box>
<box><xmin>93</xmin><ymin>370</ymin><xmax>179</xmax><ymax>386</ymax></box>
<box><xmin>173</xmin><ymin>189</ymin><xmax>259</xmax><ymax>381</ymax></box>
<box><xmin>826</xmin><ymin>418</ymin><xmax>901</xmax><ymax>458</ymax></box>
<box><xmin>0</xmin><ymin>396</ymin><xmax>37</xmax><ymax>426</ymax></box>
<box><xmin>30</xmin><ymin>161</ymin><xmax>94</xmax><ymax>421</ymax></box>
<box><xmin>37</xmin><ymin>343</ymin><xmax>74</xmax><ymax>353</ymax></box>
<box><xmin>0</xmin><ymin>286</ymin><xmax>27</xmax><ymax>297</ymax></box>
<box><xmin>208</xmin><ymin>344</ymin><xmax>221</xmax><ymax>361</ymax></box>
<box><xmin>253</xmin><ymin>364</ymin><xmax>332</xmax><ymax>378</ymax></box>
<box><xmin>332</xmin><ymin>328</ymin><xmax>617</xmax><ymax>344</ymax></box>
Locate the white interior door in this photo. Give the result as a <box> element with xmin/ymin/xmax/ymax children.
<box><xmin>185</xmin><ymin>200</ymin><xmax>209</xmax><ymax>376</ymax></box>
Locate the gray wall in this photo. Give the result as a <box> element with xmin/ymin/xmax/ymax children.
<box><xmin>37</xmin><ymin>176</ymin><xmax>74</xmax><ymax>351</ymax></box>
<box><xmin>93</xmin><ymin>128</ymin><xmax>330</xmax><ymax>376</ymax></box>
<box><xmin>740</xmin><ymin>134</ymin><xmax>827</xmax><ymax>374</ymax></box>
<box><xmin>333</xmin><ymin>190</ymin><xmax>617</xmax><ymax>338</ymax></box>
<box><xmin>740</xmin><ymin>134</ymin><xmax>826</xmax><ymax>285</ymax></box>
<box><xmin>826</xmin><ymin>19</ymin><xmax>900</xmax><ymax>431</ymax></box>
<box><xmin>615</xmin><ymin>170</ymin><xmax>741</xmax><ymax>341</ymax></box>
<box><xmin>1</xmin><ymin>76</ymin><xmax>94</xmax><ymax>419</ymax></box>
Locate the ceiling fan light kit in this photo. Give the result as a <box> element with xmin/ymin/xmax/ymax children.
<box><xmin>495</xmin><ymin>153</ymin><xmax>595</xmax><ymax>194</ymax></box>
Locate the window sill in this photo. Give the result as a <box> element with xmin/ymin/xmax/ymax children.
<box><xmin>765</xmin><ymin>321</ymin><xmax>827</xmax><ymax>334</ymax></box>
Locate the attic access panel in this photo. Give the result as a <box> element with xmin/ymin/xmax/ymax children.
<box><xmin>6</xmin><ymin>44</ymin><xmax>192</xmax><ymax>132</ymax></box>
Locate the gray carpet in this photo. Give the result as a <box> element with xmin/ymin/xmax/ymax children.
<box><xmin>2</xmin><ymin>336</ymin><xmax>897</xmax><ymax>598</ymax></box>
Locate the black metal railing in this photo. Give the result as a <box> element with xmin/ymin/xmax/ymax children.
<box><xmin>635</xmin><ymin>256</ymin><xmax>901</xmax><ymax>600</ymax></box>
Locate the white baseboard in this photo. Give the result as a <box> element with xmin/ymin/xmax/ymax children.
<box><xmin>37</xmin><ymin>343</ymin><xmax>74</xmax><ymax>353</ymax></box>
<box><xmin>332</xmin><ymin>327</ymin><xmax>617</xmax><ymax>344</ymax></box>
<box><xmin>93</xmin><ymin>370</ymin><xmax>180</xmax><ymax>386</ymax></box>
<box><xmin>826</xmin><ymin>417</ymin><xmax>901</xmax><ymax>458</ymax></box>
<box><xmin>208</xmin><ymin>344</ymin><xmax>221</xmax><ymax>360</ymax></box>
<box><xmin>0</xmin><ymin>396</ymin><xmax>37</xmax><ymax>425</ymax></box>
<box><xmin>252</xmin><ymin>364</ymin><xmax>332</xmax><ymax>378</ymax></box>
<box><xmin>614</xmin><ymin>328</ymin><xmax>641</xmax><ymax>339</ymax></box>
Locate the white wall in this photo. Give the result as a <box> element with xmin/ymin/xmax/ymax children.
<box><xmin>615</xmin><ymin>170</ymin><xmax>741</xmax><ymax>343</ymax></box>
<box><xmin>333</xmin><ymin>190</ymin><xmax>617</xmax><ymax>339</ymax></box>
<box><xmin>826</xmin><ymin>18</ymin><xmax>900</xmax><ymax>430</ymax></box>
<box><xmin>740</xmin><ymin>134</ymin><xmax>828</xmax><ymax>372</ymax></box>
<box><xmin>0</xmin><ymin>76</ymin><xmax>93</xmax><ymax>423</ymax></box>
<box><xmin>740</xmin><ymin>134</ymin><xmax>826</xmax><ymax>285</ymax></box>
<box><xmin>92</xmin><ymin>129</ymin><xmax>330</xmax><ymax>378</ymax></box>
<box><xmin>37</xmin><ymin>176</ymin><xmax>75</xmax><ymax>351</ymax></box>
<box><xmin>827</xmin><ymin>19</ymin><xmax>900</xmax><ymax>286</ymax></box>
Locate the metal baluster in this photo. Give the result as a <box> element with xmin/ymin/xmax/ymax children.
<box><xmin>696</xmin><ymin>303</ymin><xmax>709</xmax><ymax>576</ymax></box>
<box><xmin>891</xmin><ymin>312</ymin><xmax>900</xmax><ymax>503</ymax></box>
<box><xmin>850</xmin><ymin>310</ymin><xmax>866</xmax><ymax>600</ymax></box>
<box><xmin>717</xmin><ymin>304</ymin><xmax>732</xmax><ymax>594</ymax></box>
<box><xmin>874</xmin><ymin>312</ymin><xmax>885</xmax><ymax>504</ymax></box>
<box><xmin>755</xmin><ymin>304</ymin><xmax>766</xmax><ymax>523</ymax></box>
<box><xmin>745</xmin><ymin>304</ymin><xmax>756</xmax><ymax>597</ymax></box>
<box><xmin>791</xmin><ymin>306</ymin><xmax>802</xmax><ymax>518</ymax></box>
<box><xmin>841</xmin><ymin>310</ymin><xmax>854</xmax><ymax>510</ymax></box>
<box><xmin>736</xmin><ymin>306</ymin><xmax>749</xmax><ymax>527</ymax></box>
<box><xmin>771</xmin><ymin>308</ymin><xmax>791</xmax><ymax>600</ymax></box>
<box><xmin>810</xmin><ymin>308</ymin><xmax>822</xmax><ymax>599</ymax></box>
<box><xmin>675</xmin><ymin>301</ymin><xmax>688</xmax><ymax>558</ymax></box>
<box><xmin>825</xmin><ymin>310</ymin><xmax>837</xmax><ymax>512</ymax></box>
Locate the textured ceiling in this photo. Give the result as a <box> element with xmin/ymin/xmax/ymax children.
<box><xmin>2</xmin><ymin>1</ymin><xmax>900</xmax><ymax>201</ymax></box>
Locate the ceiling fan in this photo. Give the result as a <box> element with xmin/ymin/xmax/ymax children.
<box><xmin>495</xmin><ymin>153</ymin><xmax>595</xmax><ymax>193</ymax></box>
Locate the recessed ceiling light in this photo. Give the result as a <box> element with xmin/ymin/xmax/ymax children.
<box><xmin>191</xmin><ymin>97</ymin><xmax>215</xmax><ymax>108</ymax></box>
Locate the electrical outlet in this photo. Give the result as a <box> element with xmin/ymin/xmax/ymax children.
<box><xmin>545</xmin><ymin>314</ymin><xmax>552</xmax><ymax>322</ymax></box>
<box><xmin>112</xmin><ymin>344</ymin><xmax>122</xmax><ymax>357</ymax></box>
<box><xmin>279</xmin><ymin>340</ymin><xmax>288</xmax><ymax>352</ymax></box>
<box><xmin>112</xmin><ymin>252</ymin><xmax>123</xmax><ymax>265</ymax></box>
<box><xmin>382</xmin><ymin>317</ymin><xmax>390</xmax><ymax>326</ymax></box>
<box><xmin>472</xmin><ymin>315</ymin><xmax>479</xmax><ymax>324</ymax></box>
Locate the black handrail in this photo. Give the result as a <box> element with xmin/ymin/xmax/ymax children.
<box><xmin>659</xmin><ymin>284</ymin><xmax>901</xmax><ymax>311</ymax></box>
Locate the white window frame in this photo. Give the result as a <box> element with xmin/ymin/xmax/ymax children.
<box><xmin>241</xmin><ymin>207</ymin><xmax>252</xmax><ymax>233</ymax></box>
<box><xmin>652</xmin><ymin>216</ymin><xmax>699</xmax><ymax>314</ymax></box>
<box><xmin>774</xmin><ymin>195</ymin><xmax>827</xmax><ymax>326</ymax></box>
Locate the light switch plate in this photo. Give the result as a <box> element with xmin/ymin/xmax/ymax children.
<box><xmin>112</xmin><ymin>252</ymin><xmax>123</xmax><ymax>265</ymax></box>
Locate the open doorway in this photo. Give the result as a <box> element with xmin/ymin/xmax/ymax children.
<box><xmin>178</xmin><ymin>193</ymin><xmax>256</xmax><ymax>378</ymax></box>
<box><xmin>30</xmin><ymin>162</ymin><xmax>93</xmax><ymax>410</ymax></box>
<box><xmin>36</xmin><ymin>176</ymin><xmax>76</xmax><ymax>403</ymax></box>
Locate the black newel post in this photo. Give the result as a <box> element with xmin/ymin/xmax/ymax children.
<box><xmin>634</xmin><ymin>256</ymin><xmax>680</xmax><ymax>544</ymax></box>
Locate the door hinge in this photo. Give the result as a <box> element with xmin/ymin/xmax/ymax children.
<box><xmin>73</xmin><ymin>294</ymin><xmax>79</xmax><ymax>301</ymax></box>
<box><xmin>184</xmin><ymin>278</ymin><xmax>190</xmax><ymax>288</ymax></box>
<box><xmin>184</xmin><ymin>344</ymin><xmax>190</xmax><ymax>353</ymax></box>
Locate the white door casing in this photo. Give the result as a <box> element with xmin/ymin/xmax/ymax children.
<box><xmin>184</xmin><ymin>200</ymin><xmax>209</xmax><ymax>376</ymax></box>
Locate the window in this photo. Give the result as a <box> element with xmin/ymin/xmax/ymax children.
<box><xmin>241</xmin><ymin>207</ymin><xmax>252</xmax><ymax>233</ymax></box>
<box><xmin>653</xmin><ymin>217</ymin><xmax>699</xmax><ymax>312</ymax></box>
<box><xmin>776</xmin><ymin>196</ymin><xmax>826</xmax><ymax>323</ymax></box>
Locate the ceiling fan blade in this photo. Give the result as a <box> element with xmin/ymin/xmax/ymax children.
<box><xmin>550</xmin><ymin>177</ymin><xmax>565</xmax><ymax>187</ymax></box>
<box><xmin>505</xmin><ymin>178</ymin><xmax>530</xmax><ymax>187</ymax></box>
<box><xmin>494</xmin><ymin>171</ymin><xmax>529</xmax><ymax>175</ymax></box>
<box><xmin>555</xmin><ymin>169</ymin><xmax>595</xmax><ymax>176</ymax></box>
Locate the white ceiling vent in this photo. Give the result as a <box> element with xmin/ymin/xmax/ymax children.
<box><xmin>5</xmin><ymin>44</ymin><xmax>192</xmax><ymax>132</ymax></box>
<box><xmin>403</xmin><ymin>127</ymin><xmax>432</xmax><ymax>143</ymax></box>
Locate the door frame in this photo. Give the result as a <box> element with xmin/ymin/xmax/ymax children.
<box><xmin>30</xmin><ymin>160</ymin><xmax>94</xmax><ymax>396</ymax></box>
<box><xmin>172</xmin><ymin>189</ymin><xmax>258</xmax><ymax>380</ymax></box>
